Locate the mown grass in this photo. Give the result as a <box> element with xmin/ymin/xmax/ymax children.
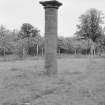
<box><xmin>0</xmin><ymin>56</ymin><xmax>105</xmax><ymax>105</ymax></box>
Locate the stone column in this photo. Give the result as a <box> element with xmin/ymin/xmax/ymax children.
<box><xmin>40</xmin><ymin>0</ymin><xmax>62</xmax><ymax>75</ymax></box>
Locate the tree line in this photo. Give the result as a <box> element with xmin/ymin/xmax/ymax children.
<box><xmin>0</xmin><ymin>8</ymin><xmax>105</xmax><ymax>57</ymax></box>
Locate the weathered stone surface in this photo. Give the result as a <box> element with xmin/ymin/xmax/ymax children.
<box><xmin>40</xmin><ymin>0</ymin><xmax>62</xmax><ymax>75</ymax></box>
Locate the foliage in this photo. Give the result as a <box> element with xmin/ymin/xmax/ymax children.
<box><xmin>75</xmin><ymin>8</ymin><xmax>104</xmax><ymax>42</ymax></box>
<box><xmin>0</xmin><ymin>24</ymin><xmax>42</xmax><ymax>57</ymax></box>
<box><xmin>19</xmin><ymin>23</ymin><xmax>39</xmax><ymax>39</ymax></box>
<box><xmin>0</xmin><ymin>25</ymin><xmax>10</xmax><ymax>55</ymax></box>
<box><xmin>0</xmin><ymin>8</ymin><xmax>105</xmax><ymax>56</ymax></box>
<box><xmin>17</xmin><ymin>23</ymin><xmax>40</xmax><ymax>56</ymax></box>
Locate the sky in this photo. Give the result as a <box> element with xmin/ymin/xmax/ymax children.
<box><xmin>0</xmin><ymin>0</ymin><xmax>105</xmax><ymax>37</ymax></box>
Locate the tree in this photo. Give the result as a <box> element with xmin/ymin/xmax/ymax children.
<box><xmin>75</xmin><ymin>8</ymin><xmax>104</xmax><ymax>55</ymax></box>
<box><xmin>19</xmin><ymin>23</ymin><xmax>39</xmax><ymax>56</ymax></box>
<box><xmin>57</xmin><ymin>37</ymin><xmax>65</xmax><ymax>54</ymax></box>
<box><xmin>57</xmin><ymin>37</ymin><xmax>69</xmax><ymax>54</ymax></box>
<box><xmin>0</xmin><ymin>25</ymin><xmax>9</xmax><ymax>56</ymax></box>
<box><xmin>96</xmin><ymin>34</ymin><xmax>105</xmax><ymax>55</ymax></box>
<box><xmin>29</xmin><ymin>35</ymin><xmax>43</xmax><ymax>56</ymax></box>
<box><xmin>71</xmin><ymin>38</ymin><xmax>83</xmax><ymax>55</ymax></box>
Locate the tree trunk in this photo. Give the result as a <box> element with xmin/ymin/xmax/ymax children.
<box><xmin>27</xmin><ymin>37</ymin><xmax>30</xmax><ymax>55</ymax></box>
<box><xmin>42</xmin><ymin>48</ymin><xmax>44</xmax><ymax>56</ymax></box>
<box><xmin>58</xmin><ymin>48</ymin><xmax>60</xmax><ymax>55</ymax></box>
<box><xmin>3</xmin><ymin>47</ymin><xmax>6</xmax><ymax>56</ymax></box>
<box><xmin>36</xmin><ymin>44</ymin><xmax>38</xmax><ymax>56</ymax></box>
<box><xmin>34</xmin><ymin>45</ymin><xmax>36</xmax><ymax>56</ymax></box>
<box><xmin>23</xmin><ymin>47</ymin><xmax>26</xmax><ymax>57</ymax></box>
<box><xmin>75</xmin><ymin>49</ymin><xmax>77</xmax><ymax>55</ymax></box>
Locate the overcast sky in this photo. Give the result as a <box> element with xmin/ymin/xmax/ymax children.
<box><xmin>0</xmin><ymin>0</ymin><xmax>105</xmax><ymax>37</ymax></box>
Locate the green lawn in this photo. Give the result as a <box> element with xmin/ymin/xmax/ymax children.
<box><xmin>0</xmin><ymin>57</ymin><xmax>105</xmax><ymax>105</ymax></box>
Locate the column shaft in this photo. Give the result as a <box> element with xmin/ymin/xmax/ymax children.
<box><xmin>40</xmin><ymin>0</ymin><xmax>62</xmax><ymax>75</ymax></box>
<box><xmin>45</xmin><ymin>8</ymin><xmax>58</xmax><ymax>75</ymax></box>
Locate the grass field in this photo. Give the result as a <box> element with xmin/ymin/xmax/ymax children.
<box><xmin>0</xmin><ymin>56</ymin><xmax>105</xmax><ymax>105</ymax></box>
